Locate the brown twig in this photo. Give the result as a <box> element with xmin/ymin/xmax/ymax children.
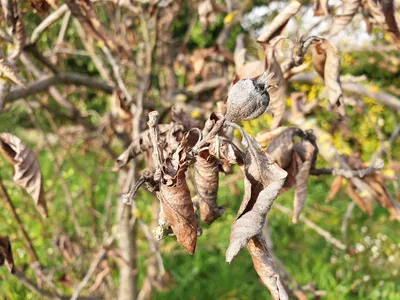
<box><xmin>273</xmin><ymin>203</ymin><xmax>347</xmax><ymax>251</ymax></box>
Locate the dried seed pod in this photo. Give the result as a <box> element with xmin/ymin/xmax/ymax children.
<box><xmin>194</xmin><ymin>149</ymin><xmax>223</xmax><ymax>225</ymax></box>
<box><xmin>225</xmin><ymin>72</ymin><xmax>273</xmax><ymax>123</ymax></box>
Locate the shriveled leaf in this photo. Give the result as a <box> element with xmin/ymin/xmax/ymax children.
<box><xmin>235</xmin><ymin>60</ymin><xmax>265</xmax><ymax>81</ymax></box>
<box><xmin>0</xmin><ymin>235</ymin><xmax>15</xmax><ymax>273</ymax></box>
<box><xmin>266</xmin><ymin>127</ymin><xmax>305</xmax><ymax>170</ymax></box>
<box><xmin>0</xmin><ymin>133</ymin><xmax>47</xmax><ymax>217</ymax></box>
<box><xmin>326</xmin><ymin>176</ymin><xmax>343</xmax><ymax>202</ymax></box>
<box><xmin>257</xmin><ymin>1</ymin><xmax>301</xmax><ymax>43</ymax></box>
<box><xmin>194</xmin><ymin>149</ymin><xmax>222</xmax><ymax>225</ymax></box>
<box><xmin>264</xmin><ymin>44</ymin><xmax>287</xmax><ymax>129</ymax></box>
<box><xmin>366</xmin><ymin>173</ymin><xmax>400</xmax><ymax>221</ymax></box>
<box><xmin>256</xmin><ymin>126</ymin><xmax>288</xmax><ymax>144</ymax></box>
<box><xmin>329</xmin><ymin>0</ymin><xmax>361</xmax><ymax>36</ymax></box>
<box><xmin>314</xmin><ymin>0</ymin><xmax>330</xmax><ymax>16</ymax></box>
<box><xmin>311</xmin><ymin>38</ymin><xmax>346</xmax><ymax>117</ymax></box>
<box><xmin>247</xmin><ymin>235</ymin><xmax>288</xmax><ymax>300</ymax></box>
<box><xmin>381</xmin><ymin>0</ymin><xmax>400</xmax><ymax>48</ymax></box>
<box><xmin>157</xmin><ymin>129</ymin><xmax>201</xmax><ymax>254</ymax></box>
<box><xmin>346</xmin><ymin>184</ymin><xmax>372</xmax><ymax>215</ymax></box>
<box><xmin>29</xmin><ymin>0</ymin><xmax>51</xmax><ymax>17</ymax></box>
<box><xmin>292</xmin><ymin>140</ymin><xmax>316</xmax><ymax>223</ymax></box>
<box><xmin>226</xmin><ymin>128</ymin><xmax>287</xmax><ymax>263</ymax></box>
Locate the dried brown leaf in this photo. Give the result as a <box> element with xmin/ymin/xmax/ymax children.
<box><xmin>0</xmin><ymin>235</ymin><xmax>15</xmax><ymax>273</ymax></box>
<box><xmin>266</xmin><ymin>127</ymin><xmax>305</xmax><ymax>170</ymax></box>
<box><xmin>236</xmin><ymin>60</ymin><xmax>265</xmax><ymax>81</ymax></box>
<box><xmin>381</xmin><ymin>0</ymin><xmax>400</xmax><ymax>48</ymax></box>
<box><xmin>326</xmin><ymin>176</ymin><xmax>343</xmax><ymax>202</ymax></box>
<box><xmin>157</xmin><ymin>129</ymin><xmax>201</xmax><ymax>254</ymax></box>
<box><xmin>194</xmin><ymin>149</ymin><xmax>222</xmax><ymax>225</ymax></box>
<box><xmin>264</xmin><ymin>44</ymin><xmax>287</xmax><ymax>129</ymax></box>
<box><xmin>226</xmin><ymin>128</ymin><xmax>287</xmax><ymax>263</ymax></box>
<box><xmin>292</xmin><ymin>141</ymin><xmax>316</xmax><ymax>223</ymax></box>
<box><xmin>314</xmin><ymin>0</ymin><xmax>331</xmax><ymax>16</ymax></box>
<box><xmin>311</xmin><ymin>38</ymin><xmax>346</xmax><ymax>117</ymax></box>
<box><xmin>366</xmin><ymin>173</ymin><xmax>400</xmax><ymax>221</ymax></box>
<box><xmin>256</xmin><ymin>126</ymin><xmax>289</xmax><ymax>145</ymax></box>
<box><xmin>257</xmin><ymin>1</ymin><xmax>301</xmax><ymax>43</ymax></box>
<box><xmin>345</xmin><ymin>184</ymin><xmax>371</xmax><ymax>215</ymax></box>
<box><xmin>247</xmin><ymin>235</ymin><xmax>288</xmax><ymax>300</ymax></box>
<box><xmin>29</xmin><ymin>0</ymin><xmax>51</xmax><ymax>17</ymax></box>
<box><xmin>0</xmin><ymin>133</ymin><xmax>47</xmax><ymax>217</ymax></box>
<box><xmin>330</xmin><ymin>0</ymin><xmax>361</xmax><ymax>36</ymax></box>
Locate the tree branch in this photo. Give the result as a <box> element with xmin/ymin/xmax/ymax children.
<box><xmin>5</xmin><ymin>72</ymin><xmax>113</xmax><ymax>102</ymax></box>
<box><xmin>290</xmin><ymin>72</ymin><xmax>400</xmax><ymax>111</ymax></box>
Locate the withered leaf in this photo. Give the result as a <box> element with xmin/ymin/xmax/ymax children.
<box><xmin>256</xmin><ymin>126</ymin><xmax>288</xmax><ymax>145</ymax></box>
<box><xmin>198</xmin><ymin>0</ymin><xmax>217</xmax><ymax>31</ymax></box>
<box><xmin>247</xmin><ymin>235</ymin><xmax>288</xmax><ymax>300</ymax></box>
<box><xmin>0</xmin><ymin>133</ymin><xmax>47</xmax><ymax>217</ymax></box>
<box><xmin>194</xmin><ymin>149</ymin><xmax>223</xmax><ymax>225</ymax></box>
<box><xmin>257</xmin><ymin>1</ymin><xmax>301</xmax><ymax>43</ymax></box>
<box><xmin>29</xmin><ymin>0</ymin><xmax>51</xmax><ymax>17</ymax></box>
<box><xmin>381</xmin><ymin>0</ymin><xmax>400</xmax><ymax>48</ymax></box>
<box><xmin>311</xmin><ymin>38</ymin><xmax>346</xmax><ymax>117</ymax></box>
<box><xmin>292</xmin><ymin>140</ymin><xmax>316</xmax><ymax>223</ymax></box>
<box><xmin>266</xmin><ymin>127</ymin><xmax>305</xmax><ymax>170</ymax></box>
<box><xmin>157</xmin><ymin>129</ymin><xmax>201</xmax><ymax>254</ymax></box>
<box><xmin>314</xmin><ymin>0</ymin><xmax>330</xmax><ymax>16</ymax></box>
<box><xmin>345</xmin><ymin>183</ymin><xmax>372</xmax><ymax>215</ymax></box>
<box><xmin>226</xmin><ymin>128</ymin><xmax>287</xmax><ymax>263</ymax></box>
<box><xmin>326</xmin><ymin>175</ymin><xmax>343</xmax><ymax>202</ymax></box>
<box><xmin>329</xmin><ymin>0</ymin><xmax>361</xmax><ymax>36</ymax></box>
<box><xmin>264</xmin><ymin>43</ymin><xmax>287</xmax><ymax>129</ymax></box>
<box><xmin>0</xmin><ymin>235</ymin><xmax>15</xmax><ymax>273</ymax></box>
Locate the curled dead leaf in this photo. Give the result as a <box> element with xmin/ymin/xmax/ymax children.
<box><xmin>157</xmin><ymin>129</ymin><xmax>202</xmax><ymax>254</ymax></box>
<box><xmin>194</xmin><ymin>149</ymin><xmax>223</xmax><ymax>225</ymax></box>
<box><xmin>257</xmin><ymin>1</ymin><xmax>301</xmax><ymax>43</ymax></box>
<box><xmin>0</xmin><ymin>133</ymin><xmax>47</xmax><ymax>217</ymax></box>
<box><xmin>330</xmin><ymin>0</ymin><xmax>361</xmax><ymax>36</ymax></box>
<box><xmin>248</xmin><ymin>235</ymin><xmax>288</xmax><ymax>300</ymax></box>
<box><xmin>311</xmin><ymin>38</ymin><xmax>346</xmax><ymax>117</ymax></box>
<box><xmin>226</xmin><ymin>127</ymin><xmax>287</xmax><ymax>263</ymax></box>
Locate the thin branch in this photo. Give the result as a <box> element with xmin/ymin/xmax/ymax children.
<box><xmin>290</xmin><ymin>72</ymin><xmax>400</xmax><ymax>111</ymax></box>
<box><xmin>70</xmin><ymin>235</ymin><xmax>114</xmax><ymax>300</ymax></box>
<box><xmin>13</xmin><ymin>270</ymin><xmax>103</xmax><ymax>300</ymax></box>
<box><xmin>273</xmin><ymin>203</ymin><xmax>347</xmax><ymax>251</ymax></box>
<box><xmin>5</xmin><ymin>72</ymin><xmax>113</xmax><ymax>102</ymax></box>
<box><xmin>31</xmin><ymin>4</ymin><xmax>69</xmax><ymax>43</ymax></box>
<box><xmin>310</xmin><ymin>158</ymin><xmax>384</xmax><ymax>178</ymax></box>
